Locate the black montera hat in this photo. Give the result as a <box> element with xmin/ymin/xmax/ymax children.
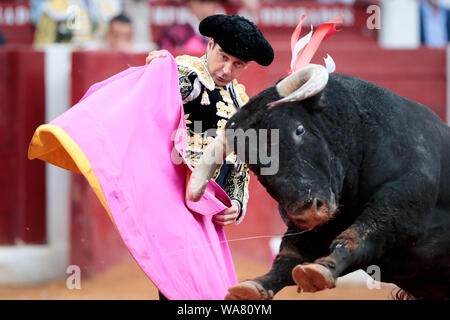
<box><xmin>199</xmin><ymin>14</ymin><xmax>274</xmax><ymax>66</ymax></box>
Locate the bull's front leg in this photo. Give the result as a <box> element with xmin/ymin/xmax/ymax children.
<box><xmin>225</xmin><ymin>223</ymin><xmax>329</xmax><ymax>300</ymax></box>
<box><xmin>291</xmin><ymin>222</ymin><xmax>384</xmax><ymax>293</ymax></box>
<box><xmin>291</xmin><ymin>195</ymin><xmax>424</xmax><ymax>293</ymax></box>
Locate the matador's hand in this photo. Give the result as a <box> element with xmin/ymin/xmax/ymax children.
<box><xmin>145</xmin><ymin>50</ymin><xmax>167</xmax><ymax>65</ymax></box>
<box><xmin>212</xmin><ymin>200</ymin><xmax>241</xmax><ymax>226</ymax></box>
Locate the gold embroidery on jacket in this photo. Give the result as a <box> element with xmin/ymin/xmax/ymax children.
<box><xmin>185</xmin><ymin>113</ymin><xmax>192</xmax><ymax>125</ymax></box>
<box><xmin>216</xmin><ymin>101</ymin><xmax>234</xmax><ymax>119</ymax></box>
<box><xmin>233</xmin><ymin>80</ymin><xmax>250</xmax><ymax>105</ymax></box>
<box><xmin>201</xmin><ymin>88</ymin><xmax>210</xmax><ymax>105</ymax></box>
<box><xmin>217</xmin><ymin>119</ymin><xmax>227</xmax><ymax>131</ymax></box>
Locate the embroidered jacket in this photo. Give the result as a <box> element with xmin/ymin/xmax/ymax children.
<box><xmin>176</xmin><ymin>54</ymin><xmax>250</xmax><ymax>224</ymax></box>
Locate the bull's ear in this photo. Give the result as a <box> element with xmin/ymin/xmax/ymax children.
<box><xmin>302</xmin><ymin>91</ymin><xmax>326</xmax><ymax>113</ymax></box>
<box><xmin>268</xmin><ymin>64</ymin><xmax>328</xmax><ymax>108</ymax></box>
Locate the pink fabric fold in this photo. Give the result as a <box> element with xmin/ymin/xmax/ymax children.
<box><xmin>48</xmin><ymin>52</ymin><xmax>237</xmax><ymax>299</ymax></box>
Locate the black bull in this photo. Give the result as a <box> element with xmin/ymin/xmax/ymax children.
<box><xmin>187</xmin><ymin>66</ymin><xmax>450</xmax><ymax>300</ymax></box>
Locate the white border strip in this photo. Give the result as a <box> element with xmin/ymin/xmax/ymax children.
<box><xmin>0</xmin><ymin>45</ymin><xmax>72</xmax><ymax>284</ymax></box>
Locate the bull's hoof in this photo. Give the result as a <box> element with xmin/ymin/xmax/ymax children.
<box><xmin>225</xmin><ymin>281</ymin><xmax>274</xmax><ymax>300</ymax></box>
<box><xmin>292</xmin><ymin>263</ymin><xmax>336</xmax><ymax>293</ymax></box>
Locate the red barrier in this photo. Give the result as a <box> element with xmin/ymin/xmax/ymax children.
<box><xmin>71</xmin><ymin>51</ymin><xmax>147</xmax><ymax>104</ymax></box>
<box><xmin>0</xmin><ymin>50</ymin><xmax>15</xmax><ymax>244</ymax></box>
<box><xmin>0</xmin><ymin>47</ymin><xmax>46</xmax><ymax>245</ymax></box>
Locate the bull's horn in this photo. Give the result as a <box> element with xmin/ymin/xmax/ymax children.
<box><xmin>268</xmin><ymin>64</ymin><xmax>329</xmax><ymax>108</ymax></box>
<box><xmin>186</xmin><ymin>130</ymin><xmax>230</xmax><ymax>202</ymax></box>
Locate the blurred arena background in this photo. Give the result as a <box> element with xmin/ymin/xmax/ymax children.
<box><xmin>0</xmin><ymin>0</ymin><xmax>448</xmax><ymax>299</ymax></box>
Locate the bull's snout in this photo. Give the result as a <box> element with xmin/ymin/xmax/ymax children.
<box><xmin>287</xmin><ymin>198</ymin><xmax>336</xmax><ymax>231</ymax></box>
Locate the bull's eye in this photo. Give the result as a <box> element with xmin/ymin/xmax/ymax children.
<box><xmin>295</xmin><ymin>125</ymin><xmax>305</xmax><ymax>136</ymax></box>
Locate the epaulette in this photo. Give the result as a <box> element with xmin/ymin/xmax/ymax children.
<box><xmin>175</xmin><ymin>55</ymin><xmax>215</xmax><ymax>91</ymax></box>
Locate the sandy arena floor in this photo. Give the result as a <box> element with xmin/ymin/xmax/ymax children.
<box><xmin>0</xmin><ymin>255</ymin><xmax>398</xmax><ymax>300</ymax></box>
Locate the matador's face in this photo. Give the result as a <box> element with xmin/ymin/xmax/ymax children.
<box><xmin>205</xmin><ymin>39</ymin><xmax>249</xmax><ymax>87</ymax></box>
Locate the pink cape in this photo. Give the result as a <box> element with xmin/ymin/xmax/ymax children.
<box><xmin>28</xmin><ymin>53</ymin><xmax>238</xmax><ymax>299</ymax></box>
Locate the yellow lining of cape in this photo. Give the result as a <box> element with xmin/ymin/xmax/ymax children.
<box><xmin>28</xmin><ymin>124</ymin><xmax>113</xmax><ymax>220</ymax></box>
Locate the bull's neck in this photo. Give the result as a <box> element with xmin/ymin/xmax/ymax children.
<box><xmin>313</xmin><ymin>81</ymin><xmax>366</xmax><ymax>210</ymax></box>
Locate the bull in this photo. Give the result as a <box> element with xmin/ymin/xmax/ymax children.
<box><xmin>186</xmin><ymin>64</ymin><xmax>450</xmax><ymax>300</ymax></box>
